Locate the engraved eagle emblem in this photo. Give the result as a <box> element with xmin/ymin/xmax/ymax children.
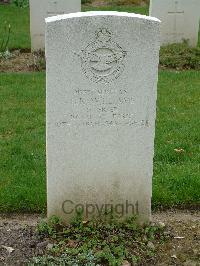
<box><xmin>78</xmin><ymin>28</ymin><xmax>127</xmax><ymax>84</ymax></box>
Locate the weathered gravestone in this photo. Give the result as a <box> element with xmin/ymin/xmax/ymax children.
<box><xmin>150</xmin><ymin>0</ymin><xmax>200</xmax><ymax>47</ymax></box>
<box><xmin>29</xmin><ymin>0</ymin><xmax>81</xmax><ymax>50</ymax></box>
<box><xmin>46</xmin><ymin>11</ymin><xmax>160</xmax><ymax>222</ymax></box>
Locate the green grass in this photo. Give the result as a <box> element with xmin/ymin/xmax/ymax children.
<box><xmin>0</xmin><ymin>3</ymin><xmax>199</xmax><ymax>212</ymax></box>
<box><xmin>0</xmin><ymin>4</ymin><xmax>199</xmax><ymax>50</ymax></box>
<box><xmin>0</xmin><ymin>5</ymin><xmax>30</xmax><ymax>50</ymax></box>
<box><xmin>0</xmin><ymin>71</ymin><xmax>199</xmax><ymax>212</ymax></box>
<box><xmin>0</xmin><ymin>73</ymin><xmax>46</xmax><ymax>212</ymax></box>
<box><xmin>0</xmin><ymin>4</ymin><xmax>147</xmax><ymax>50</ymax></box>
<box><xmin>153</xmin><ymin>70</ymin><xmax>200</xmax><ymax>208</ymax></box>
<box><xmin>82</xmin><ymin>5</ymin><xmax>148</xmax><ymax>14</ymax></box>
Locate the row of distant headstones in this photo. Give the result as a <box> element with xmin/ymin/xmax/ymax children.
<box><xmin>30</xmin><ymin>0</ymin><xmax>200</xmax><ymax>50</ymax></box>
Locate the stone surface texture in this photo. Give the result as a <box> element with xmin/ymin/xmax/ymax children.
<box><xmin>29</xmin><ymin>0</ymin><xmax>81</xmax><ymax>51</ymax></box>
<box><xmin>150</xmin><ymin>0</ymin><xmax>200</xmax><ymax>46</ymax></box>
<box><xmin>46</xmin><ymin>11</ymin><xmax>160</xmax><ymax>222</ymax></box>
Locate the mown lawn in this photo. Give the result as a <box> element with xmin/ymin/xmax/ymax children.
<box><xmin>0</xmin><ymin>73</ymin><xmax>46</xmax><ymax>212</ymax></box>
<box><xmin>0</xmin><ymin>71</ymin><xmax>199</xmax><ymax>212</ymax></box>
<box><xmin>153</xmin><ymin>70</ymin><xmax>200</xmax><ymax>208</ymax></box>
<box><xmin>83</xmin><ymin>5</ymin><xmax>148</xmax><ymax>14</ymax></box>
<box><xmin>0</xmin><ymin>4</ymin><xmax>147</xmax><ymax>50</ymax></box>
<box><xmin>0</xmin><ymin>4</ymin><xmax>199</xmax><ymax>50</ymax></box>
<box><xmin>0</xmin><ymin>5</ymin><xmax>30</xmax><ymax>50</ymax></box>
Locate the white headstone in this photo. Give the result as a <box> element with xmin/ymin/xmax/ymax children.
<box><xmin>46</xmin><ymin>12</ymin><xmax>160</xmax><ymax>223</ymax></box>
<box><xmin>29</xmin><ymin>0</ymin><xmax>81</xmax><ymax>51</ymax></box>
<box><xmin>150</xmin><ymin>0</ymin><xmax>200</xmax><ymax>47</ymax></box>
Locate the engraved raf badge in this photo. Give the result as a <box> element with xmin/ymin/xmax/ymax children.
<box><xmin>79</xmin><ymin>28</ymin><xmax>127</xmax><ymax>84</ymax></box>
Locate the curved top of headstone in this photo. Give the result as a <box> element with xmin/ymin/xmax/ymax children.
<box><xmin>46</xmin><ymin>9</ymin><xmax>161</xmax><ymax>223</ymax></box>
<box><xmin>45</xmin><ymin>11</ymin><xmax>160</xmax><ymax>24</ymax></box>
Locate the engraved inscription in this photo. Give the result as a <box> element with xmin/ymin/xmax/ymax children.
<box><xmin>47</xmin><ymin>0</ymin><xmax>65</xmax><ymax>15</ymax></box>
<box><xmin>56</xmin><ymin>88</ymin><xmax>149</xmax><ymax>129</ymax></box>
<box><xmin>79</xmin><ymin>29</ymin><xmax>127</xmax><ymax>84</ymax></box>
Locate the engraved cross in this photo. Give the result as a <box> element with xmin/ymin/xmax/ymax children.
<box><xmin>47</xmin><ymin>1</ymin><xmax>64</xmax><ymax>16</ymax></box>
<box><xmin>168</xmin><ymin>0</ymin><xmax>184</xmax><ymax>40</ymax></box>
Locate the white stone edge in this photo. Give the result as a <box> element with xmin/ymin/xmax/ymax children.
<box><xmin>45</xmin><ymin>11</ymin><xmax>161</xmax><ymax>24</ymax></box>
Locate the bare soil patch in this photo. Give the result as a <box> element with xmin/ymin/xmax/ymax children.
<box><xmin>0</xmin><ymin>210</ymin><xmax>199</xmax><ymax>265</ymax></box>
<box><xmin>0</xmin><ymin>51</ymin><xmax>45</xmax><ymax>73</ymax></box>
<box><xmin>153</xmin><ymin>210</ymin><xmax>200</xmax><ymax>266</ymax></box>
<box><xmin>1</xmin><ymin>46</ymin><xmax>199</xmax><ymax>73</ymax></box>
<box><xmin>87</xmin><ymin>0</ymin><xmax>106</xmax><ymax>7</ymax></box>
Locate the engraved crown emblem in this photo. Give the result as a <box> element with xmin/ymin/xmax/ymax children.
<box><xmin>79</xmin><ymin>28</ymin><xmax>127</xmax><ymax>84</ymax></box>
